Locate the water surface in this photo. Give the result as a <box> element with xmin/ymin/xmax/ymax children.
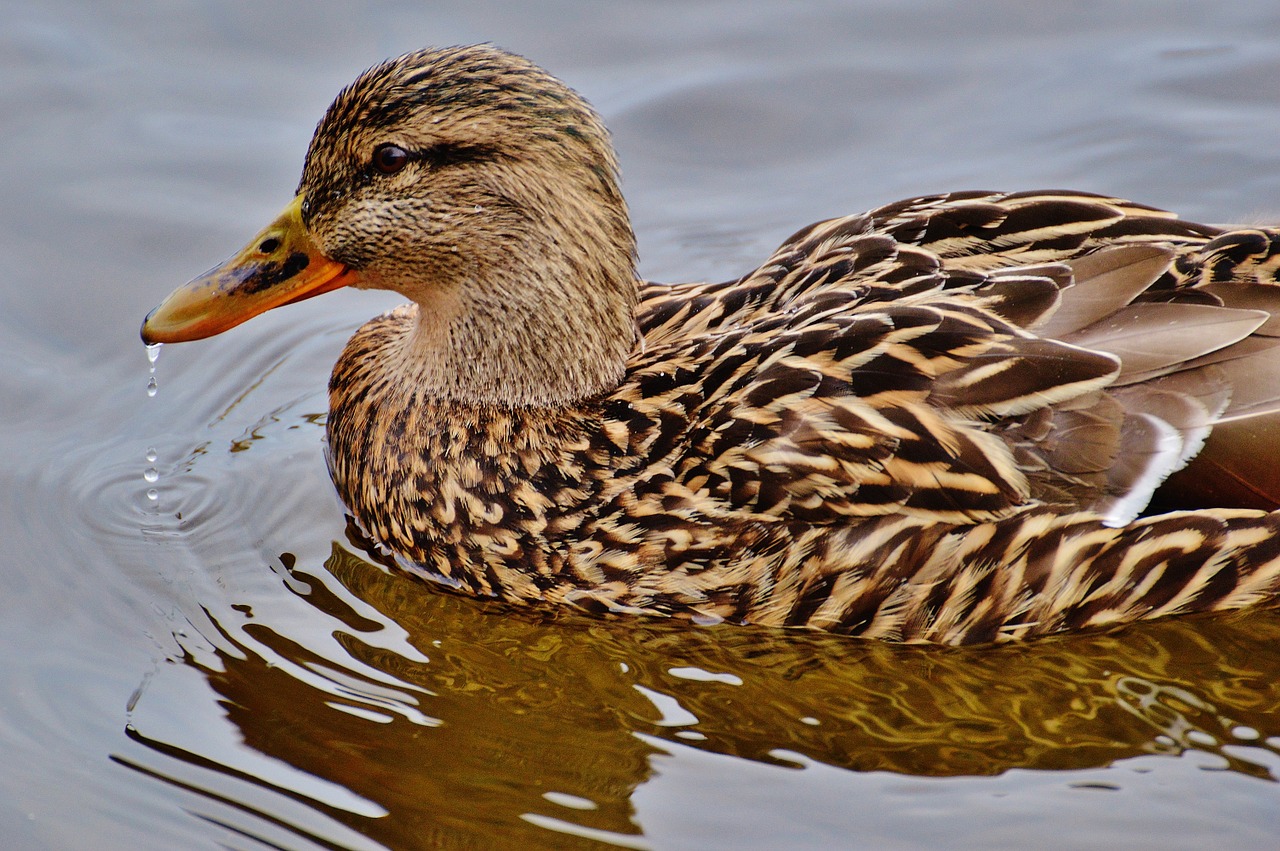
<box><xmin>5</xmin><ymin>1</ymin><xmax>1280</xmax><ymax>848</ymax></box>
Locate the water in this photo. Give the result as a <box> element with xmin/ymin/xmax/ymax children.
<box><xmin>6</xmin><ymin>1</ymin><xmax>1280</xmax><ymax>848</ymax></box>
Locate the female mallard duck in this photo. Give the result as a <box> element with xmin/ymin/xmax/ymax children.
<box><xmin>143</xmin><ymin>44</ymin><xmax>1280</xmax><ymax>644</ymax></box>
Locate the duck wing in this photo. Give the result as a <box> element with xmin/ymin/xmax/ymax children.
<box><xmin>633</xmin><ymin>194</ymin><xmax>1280</xmax><ymax>525</ymax></box>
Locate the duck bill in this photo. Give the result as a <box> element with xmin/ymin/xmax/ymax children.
<box><xmin>140</xmin><ymin>195</ymin><xmax>358</xmax><ymax>344</ymax></box>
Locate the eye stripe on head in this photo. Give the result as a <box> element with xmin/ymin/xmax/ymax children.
<box><xmin>369</xmin><ymin>141</ymin><xmax>502</xmax><ymax>178</ymax></box>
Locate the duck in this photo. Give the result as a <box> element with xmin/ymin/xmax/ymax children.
<box><xmin>142</xmin><ymin>44</ymin><xmax>1280</xmax><ymax>644</ymax></box>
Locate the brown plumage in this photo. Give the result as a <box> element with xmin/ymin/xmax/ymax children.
<box><xmin>143</xmin><ymin>45</ymin><xmax>1280</xmax><ymax>644</ymax></box>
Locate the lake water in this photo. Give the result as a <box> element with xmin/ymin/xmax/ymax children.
<box><xmin>6</xmin><ymin>1</ymin><xmax>1280</xmax><ymax>848</ymax></box>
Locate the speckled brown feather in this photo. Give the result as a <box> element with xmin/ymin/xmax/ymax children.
<box><xmin>302</xmin><ymin>48</ymin><xmax>1280</xmax><ymax>643</ymax></box>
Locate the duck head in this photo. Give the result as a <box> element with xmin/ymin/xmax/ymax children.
<box><xmin>142</xmin><ymin>45</ymin><xmax>639</xmax><ymax>404</ymax></box>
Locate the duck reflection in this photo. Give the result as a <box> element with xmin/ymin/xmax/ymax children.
<box><xmin>120</xmin><ymin>536</ymin><xmax>1280</xmax><ymax>847</ymax></box>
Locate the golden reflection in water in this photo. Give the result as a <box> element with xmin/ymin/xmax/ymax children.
<box><xmin>121</xmin><ymin>538</ymin><xmax>1280</xmax><ymax>847</ymax></box>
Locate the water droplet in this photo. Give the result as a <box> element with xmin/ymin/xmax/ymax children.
<box><xmin>146</xmin><ymin>343</ymin><xmax>162</xmax><ymax>365</ymax></box>
<box><xmin>146</xmin><ymin>376</ymin><xmax>157</xmax><ymax>397</ymax></box>
<box><xmin>146</xmin><ymin>488</ymin><xmax>158</xmax><ymax>501</ymax></box>
<box><xmin>145</xmin><ymin>447</ymin><xmax>157</xmax><ymax>463</ymax></box>
<box><xmin>143</xmin><ymin>467</ymin><xmax>158</xmax><ymax>484</ymax></box>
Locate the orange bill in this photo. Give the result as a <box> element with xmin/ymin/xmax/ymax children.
<box><xmin>140</xmin><ymin>194</ymin><xmax>358</xmax><ymax>344</ymax></box>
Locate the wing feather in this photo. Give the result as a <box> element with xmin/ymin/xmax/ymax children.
<box><xmin>627</xmin><ymin>189</ymin><xmax>1280</xmax><ymax>525</ymax></box>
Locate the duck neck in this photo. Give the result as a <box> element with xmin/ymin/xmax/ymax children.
<box><xmin>399</xmin><ymin>289</ymin><xmax>631</xmax><ymax>408</ymax></box>
<box><xmin>393</xmin><ymin>248</ymin><xmax>638</xmax><ymax>409</ymax></box>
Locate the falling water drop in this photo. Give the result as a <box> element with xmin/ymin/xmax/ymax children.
<box><xmin>145</xmin><ymin>343</ymin><xmax>161</xmax><ymax>396</ymax></box>
<box><xmin>143</xmin><ymin>346</ymin><xmax>163</xmax><ymax>504</ymax></box>
<box><xmin>144</xmin><ymin>445</ymin><xmax>160</xmax><ymax>502</ymax></box>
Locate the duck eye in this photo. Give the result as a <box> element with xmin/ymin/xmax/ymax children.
<box><xmin>371</xmin><ymin>144</ymin><xmax>409</xmax><ymax>175</ymax></box>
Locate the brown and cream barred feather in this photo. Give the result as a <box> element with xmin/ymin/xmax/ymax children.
<box><xmin>329</xmin><ymin>190</ymin><xmax>1280</xmax><ymax>644</ymax></box>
